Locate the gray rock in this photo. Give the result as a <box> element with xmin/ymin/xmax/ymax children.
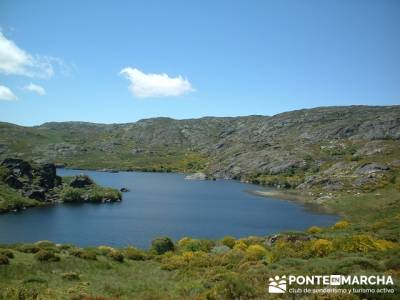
<box><xmin>70</xmin><ymin>175</ymin><xmax>93</xmax><ymax>188</ymax></box>
<box><xmin>356</xmin><ymin>163</ymin><xmax>389</xmax><ymax>175</ymax></box>
<box><xmin>185</xmin><ymin>172</ymin><xmax>207</xmax><ymax>180</ymax></box>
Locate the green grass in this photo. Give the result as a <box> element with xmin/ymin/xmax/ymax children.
<box><xmin>0</xmin><ymin>183</ymin><xmax>40</xmax><ymax>213</ymax></box>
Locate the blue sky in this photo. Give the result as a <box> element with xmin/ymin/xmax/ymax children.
<box><xmin>0</xmin><ymin>0</ymin><xmax>399</xmax><ymax>126</ymax></box>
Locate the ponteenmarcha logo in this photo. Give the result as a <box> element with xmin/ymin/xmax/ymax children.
<box><xmin>268</xmin><ymin>275</ymin><xmax>287</xmax><ymax>293</ymax></box>
<box><xmin>267</xmin><ymin>275</ymin><xmax>394</xmax><ymax>294</ymax></box>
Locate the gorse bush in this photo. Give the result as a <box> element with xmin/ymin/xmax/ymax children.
<box><xmin>333</xmin><ymin>234</ymin><xmax>395</xmax><ymax>253</ymax></box>
<box><xmin>107</xmin><ymin>250</ymin><xmax>124</xmax><ymax>262</ymax></box>
<box><xmin>69</xmin><ymin>248</ymin><xmax>97</xmax><ymax>260</ymax></box>
<box><xmin>0</xmin><ymin>249</ymin><xmax>14</xmax><ymax>259</ymax></box>
<box><xmin>124</xmin><ymin>247</ymin><xmax>146</xmax><ymax>260</ymax></box>
<box><xmin>307</xmin><ymin>226</ymin><xmax>323</xmax><ymax>234</ymax></box>
<box><xmin>221</xmin><ymin>236</ymin><xmax>236</xmax><ymax>248</ymax></box>
<box><xmin>35</xmin><ymin>240</ymin><xmax>55</xmax><ymax>248</ymax></box>
<box><xmin>182</xmin><ymin>239</ymin><xmax>214</xmax><ymax>252</ymax></box>
<box><xmin>0</xmin><ymin>254</ymin><xmax>9</xmax><ymax>265</ymax></box>
<box><xmin>16</xmin><ymin>244</ymin><xmax>41</xmax><ymax>254</ymax></box>
<box><xmin>161</xmin><ymin>255</ymin><xmax>186</xmax><ymax>270</ymax></box>
<box><xmin>233</xmin><ymin>240</ymin><xmax>248</xmax><ymax>251</ymax></box>
<box><xmin>35</xmin><ymin>250</ymin><xmax>60</xmax><ymax>262</ymax></box>
<box><xmin>151</xmin><ymin>237</ymin><xmax>174</xmax><ymax>255</ymax></box>
<box><xmin>97</xmin><ymin>245</ymin><xmax>115</xmax><ymax>255</ymax></box>
<box><xmin>205</xmin><ymin>272</ymin><xmax>256</xmax><ymax>299</ymax></box>
<box><xmin>245</xmin><ymin>245</ymin><xmax>268</xmax><ymax>261</ymax></box>
<box><xmin>307</xmin><ymin>239</ymin><xmax>334</xmax><ymax>257</ymax></box>
<box><xmin>333</xmin><ymin>220</ymin><xmax>350</xmax><ymax>230</ymax></box>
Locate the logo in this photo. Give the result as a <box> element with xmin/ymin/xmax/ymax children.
<box><xmin>267</xmin><ymin>274</ymin><xmax>394</xmax><ymax>295</ymax></box>
<box><xmin>268</xmin><ymin>275</ymin><xmax>287</xmax><ymax>293</ymax></box>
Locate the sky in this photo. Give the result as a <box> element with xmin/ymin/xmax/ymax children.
<box><xmin>0</xmin><ymin>0</ymin><xmax>399</xmax><ymax>126</ymax></box>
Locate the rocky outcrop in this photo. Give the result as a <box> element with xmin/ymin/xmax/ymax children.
<box><xmin>1</xmin><ymin>158</ymin><xmax>61</xmax><ymax>202</ymax></box>
<box><xmin>70</xmin><ymin>175</ymin><xmax>93</xmax><ymax>188</ymax></box>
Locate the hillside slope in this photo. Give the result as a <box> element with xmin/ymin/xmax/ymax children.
<box><xmin>0</xmin><ymin>106</ymin><xmax>399</xmax><ymax>194</ymax></box>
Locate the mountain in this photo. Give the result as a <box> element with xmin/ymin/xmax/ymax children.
<box><xmin>1</xmin><ymin>105</ymin><xmax>399</xmax><ymax>193</ymax></box>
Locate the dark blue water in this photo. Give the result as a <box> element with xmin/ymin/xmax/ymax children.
<box><xmin>0</xmin><ymin>169</ymin><xmax>338</xmax><ymax>248</ymax></box>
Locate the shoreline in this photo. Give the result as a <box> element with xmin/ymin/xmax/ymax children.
<box><xmin>249</xmin><ymin>189</ymin><xmax>340</xmax><ymax>215</ymax></box>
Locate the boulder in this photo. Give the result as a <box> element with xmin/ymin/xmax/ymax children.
<box><xmin>185</xmin><ymin>172</ymin><xmax>207</xmax><ymax>180</ymax></box>
<box><xmin>356</xmin><ymin>163</ymin><xmax>389</xmax><ymax>175</ymax></box>
<box><xmin>70</xmin><ymin>175</ymin><xmax>93</xmax><ymax>188</ymax></box>
<box><xmin>34</xmin><ymin>163</ymin><xmax>58</xmax><ymax>190</ymax></box>
<box><xmin>120</xmin><ymin>187</ymin><xmax>129</xmax><ymax>192</ymax></box>
<box><xmin>1</xmin><ymin>158</ymin><xmax>32</xmax><ymax>178</ymax></box>
<box><xmin>24</xmin><ymin>188</ymin><xmax>46</xmax><ymax>201</ymax></box>
<box><xmin>4</xmin><ymin>175</ymin><xmax>24</xmax><ymax>189</ymax></box>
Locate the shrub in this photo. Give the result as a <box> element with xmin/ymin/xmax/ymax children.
<box><xmin>307</xmin><ymin>226</ymin><xmax>323</xmax><ymax>234</ymax></box>
<box><xmin>333</xmin><ymin>220</ymin><xmax>350</xmax><ymax>230</ymax></box>
<box><xmin>61</xmin><ymin>272</ymin><xmax>80</xmax><ymax>281</ymax></box>
<box><xmin>385</xmin><ymin>256</ymin><xmax>400</xmax><ymax>270</ymax></box>
<box><xmin>161</xmin><ymin>255</ymin><xmax>186</xmax><ymax>271</ymax></box>
<box><xmin>16</xmin><ymin>244</ymin><xmax>41</xmax><ymax>254</ymax></box>
<box><xmin>69</xmin><ymin>249</ymin><xmax>97</xmax><ymax>260</ymax></box>
<box><xmin>151</xmin><ymin>237</ymin><xmax>174</xmax><ymax>255</ymax></box>
<box><xmin>61</xmin><ymin>187</ymin><xmax>84</xmax><ymax>203</ymax></box>
<box><xmin>124</xmin><ymin>247</ymin><xmax>146</xmax><ymax>260</ymax></box>
<box><xmin>308</xmin><ymin>239</ymin><xmax>334</xmax><ymax>257</ymax></box>
<box><xmin>35</xmin><ymin>250</ymin><xmax>60</xmax><ymax>262</ymax></box>
<box><xmin>57</xmin><ymin>244</ymin><xmax>73</xmax><ymax>251</ymax></box>
<box><xmin>233</xmin><ymin>241</ymin><xmax>248</xmax><ymax>251</ymax></box>
<box><xmin>0</xmin><ymin>249</ymin><xmax>14</xmax><ymax>259</ymax></box>
<box><xmin>374</xmin><ymin>239</ymin><xmax>399</xmax><ymax>251</ymax></box>
<box><xmin>245</xmin><ymin>245</ymin><xmax>268</xmax><ymax>261</ymax></box>
<box><xmin>222</xmin><ymin>249</ymin><xmax>246</xmax><ymax>265</ymax></box>
<box><xmin>88</xmin><ymin>187</ymin><xmax>121</xmax><ymax>203</ymax></box>
<box><xmin>221</xmin><ymin>236</ymin><xmax>236</xmax><ymax>248</ymax></box>
<box><xmin>183</xmin><ymin>239</ymin><xmax>213</xmax><ymax>252</ymax></box>
<box><xmin>35</xmin><ymin>240</ymin><xmax>55</xmax><ymax>248</ymax></box>
<box><xmin>211</xmin><ymin>245</ymin><xmax>231</xmax><ymax>255</ymax></box>
<box><xmin>335</xmin><ymin>234</ymin><xmax>386</xmax><ymax>253</ymax></box>
<box><xmin>186</xmin><ymin>251</ymin><xmax>210</xmax><ymax>267</ymax></box>
<box><xmin>0</xmin><ymin>254</ymin><xmax>9</xmax><ymax>265</ymax></box>
<box><xmin>98</xmin><ymin>246</ymin><xmax>115</xmax><ymax>255</ymax></box>
<box><xmin>177</xmin><ymin>237</ymin><xmax>191</xmax><ymax>248</ymax></box>
<box><xmin>205</xmin><ymin>272</ymin><xmax>255</xmax><ymax>299</ymax></box>
<box><xmin>107</xmin><ymin>250</ymin><xmax>124</xmax><ymax>262</ymax></box>
<box><xmin>335</xmin><ymin>257</ymin><xmax>382</xmax><ymax>273</ymax></box>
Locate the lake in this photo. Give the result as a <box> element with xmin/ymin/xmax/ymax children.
<box><xmin>0</xmin><ymin>169</ymin><xmax>339</xmax><ymax>248</ymax></box>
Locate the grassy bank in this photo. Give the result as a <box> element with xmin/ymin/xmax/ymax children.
<box><xmin>0</xmin><ymin>183</ymin><xmax>399</xmax><ymax>299</ymax></box>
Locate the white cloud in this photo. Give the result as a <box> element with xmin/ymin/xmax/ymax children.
<box><xmin>0</xmin><ymin>31</ymin><xmax>68</xmax><ymax>78</ymax></box>
<box><xmin>120</xmin><ymin>67</ymin><xmax>194</xmax><ymax>98</ymax></box>
<box><xmin>0</xmin><ymin>84</ymin><xmax>17</xmax><ymax>101</ymax></box>
<box><xmin>23</xmin><ymin>83</ymin><xmax>46</xmax><ymax>95</ymax></box>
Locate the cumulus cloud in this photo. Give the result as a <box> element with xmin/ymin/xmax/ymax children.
<box><xmin>23</xmin><ymin>83</ymin><xmax>46</xmax><ymax>95</ymax></box>
<box><xmin>0</xmin><ymin>31</ymin><xmax>68</xmax><ymax>78</ymax></box>
<box><xmin>120</xmin><ymin>67</ymin><xmax>194</xmax><ymax>98</ymax></box>
<box><xmin>0</xmin><ymin>84</ymin><xmax>17</xmax><ymax>101</ymax></box>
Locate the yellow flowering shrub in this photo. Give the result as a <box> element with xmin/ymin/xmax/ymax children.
<box><xmin>308</xmin><ymin>239</ymin><xmax>334</xmax><ymax>257</ymax></box>
<box><xmin>333</xmin><ymin>220</ymin><xmax>350</xmax><ymax>230</ymax></box>
<box><xmin>161</xmin><ymin>255</ymin><xmax>186</xmax><ymax>270</ymax></box>
<box><xmin>307</xmin><ymin>226</ymin><xmax>323</xmax><ymax>234</ymax></box>
<box><xmin>233</xmin><ymin>241</ymin><xmax>248</xmax><ymax>251</ymax></box>
<box><xmin>245</xmin><ymin>245</ymin><xmax>268</xmax><ymax>260</ymax></box>
<box><xmin>221</xmin><ymin>236</ymin><xmax>236</xmax><ymax>248</ymax></box>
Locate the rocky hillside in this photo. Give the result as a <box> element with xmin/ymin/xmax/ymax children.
<box><xmin>0</xmin><ymin>106</ymin><xmax>399</xmax><ymax>193</ymax></box>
